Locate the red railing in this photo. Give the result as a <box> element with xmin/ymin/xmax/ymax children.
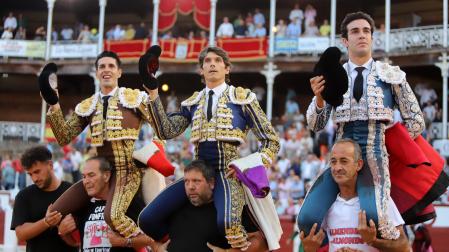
<box><xmin>104</xmin><ymin>37</ymin><xmax>268</xmax><ymax>62</ymax></box>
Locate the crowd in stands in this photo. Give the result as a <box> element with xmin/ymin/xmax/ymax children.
<box><xmin>1</xmin><ymin>12</ymin><xmax>26</xmax><ymax>40</ymax></box>
<box><xmin>278</xmin><ymin>3</ymin><xmax>330</xmax><ymax>38</ymax></box>
<box><xmin>2</xmin><ymin>4</ymin><xmax>332</xmax><ymax>42</ymax></box>
<box><xmin>412</xmin><ymin>84</ymin><xmax>443</xmax><ymax>142</ymax></box>
<box><xmin>212</xmin><ymin>4</ymin><xmax>329</xmax><ymax>39</ymax></box>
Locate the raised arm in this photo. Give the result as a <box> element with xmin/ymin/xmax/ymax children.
<box><xmin>47</xmin><ymin>105</ymin><xmax>89</xmax><ymax>146</ymax></box>
<box><xmin>306</xmin><ymin>97</ymin><xmax>332</xmax><ymax>132</ymax></box>
<box><xmin>147</xmin><ymin>96</ymin><xmax>191</xmax><ymax>140</ymax></box>
<box><xmin>306</xmin><ymin>76</ymin><xmax>332</xmax><ymax>132</ymax></box>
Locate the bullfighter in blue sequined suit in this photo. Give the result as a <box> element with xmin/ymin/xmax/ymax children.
<box><xmin>139</xmin><ymin>47</ymin><xmax>281</xmax><ymax>250</ymax></box>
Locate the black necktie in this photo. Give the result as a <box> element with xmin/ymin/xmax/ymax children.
<box><xmin>102</xmin><ymin>96</ymin><xmax>111</xmax><ymax>119</ymax></box>
<box><xmin>207</xmin><ymin>90</ymin><xmax>214</xmax><ymax>121</ymax></box>
<box><xmin>353</xmin><ymin>67</ymin><xmax>365</xmax><ymax>102</ymax></box>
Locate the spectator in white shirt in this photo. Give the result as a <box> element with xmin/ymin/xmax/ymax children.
<box><xmin>300</xmin><ymin>154</ymin><xmax>320</xmax><ymax>183</ymax></box>
<box><xmin>276</xmin><ymin>155</ymin><xmax>291</xmax><ymax>175</ymax></box>
<box><xmin>216</xmin><ymin>16</ymin><xmax>234</xmax><ymax>38</ymax></box>
<box><xmin>417</xmin><ymin>86</ymin><xmax>438</xmax><ymax>106</ymax></box>
<box><xmin>4</xmin><ymin>12</ymin><xmax>17</xmax><ymax>31</ymax></box>
<box><xmin>289</xmin><ymin>4</ymin><xmax>304</xmax><ymax>25</ymax></box>
<box><xmin>253</xmin><ymin>8</ymin><xmax>265</xmax><ymax>26</ymax></box>
<box><xmin>423</xmin><ymin>101</ymin><xmax>436</xmax><ymax>122</ymax></box>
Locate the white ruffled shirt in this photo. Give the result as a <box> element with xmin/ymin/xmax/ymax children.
<box><xmin>100</xmin><ymin>87</ymin><xmax>118</xmax><ymax>103</ymax></box>
<box><xmin>346</xmin><ymin>58</ymin><xmax>373</xmax><ymax>120</ymax></box>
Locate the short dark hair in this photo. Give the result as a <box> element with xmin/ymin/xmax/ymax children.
<box><xmin>184</xmin><ymin>160</ymin><xmax>215</xmax><ymax>182</ymax></box>
<box><xmin>333</xmin><ymin>138</ymin><xmax>363</xmax><ymax>162</ymax></box>
<box><xmin>340</xmin><ymin>11</ymin><xmax>375</xmax><ymax>39</ymax></box>
<box><xmin>198</xmin><ymin>46</ymin><xmax>231</xmax><ymax>83</ymax></box>
<box><xmin>95</xmin><ymin>51</ymin><xmax>121</xmax><ymax>69</ymax></box>
<box><xmin>86</xmin><ymin>156</ymin><xmax>112</xmax><ymax>173</ymax></box>
<box><xmin>21</xmin><ymin>145</ymin><xmax>52</xmax><ymax>170</ymax></box>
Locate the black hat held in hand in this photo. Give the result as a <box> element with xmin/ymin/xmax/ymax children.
<box><xmin>313</xmin><ymin>47</ymin><xmax>348</xmax><ymax>107</ymax></box>
<box><xmin>38</xmin><ymin>63</ymin><xmax>59</xmax><ymax>105</ymax></box>
<box><xmin>139</xmin><ymin>45</ymin><xmax>161</xmax><ymax>90</ymax></box>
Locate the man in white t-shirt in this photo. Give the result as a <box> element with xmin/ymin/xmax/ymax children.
<box><xmin>300</xmin><ymin>139</ymin><xmax>410</xmax><ymax>252</ymax></box>
<box><xmin>4</xmin><ymin>12</ymin><xmax>18</xmax><ymax>31</ymax></box>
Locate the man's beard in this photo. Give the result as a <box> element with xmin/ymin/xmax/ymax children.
<box><xmin>39</xmin><ymin>175</ymin><xmax>53</xmax><ymax>190</ymax></box>
<box><xmin>188</xmin><ymin>193</ymin><xmax>211</xmax><ymax>207</ymax></box>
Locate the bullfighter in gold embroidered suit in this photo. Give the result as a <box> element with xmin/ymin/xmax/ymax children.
<box><xmin>42</xmin><ymin>51</ymin><xmax>173</xmax><ymax>240</ymax></box>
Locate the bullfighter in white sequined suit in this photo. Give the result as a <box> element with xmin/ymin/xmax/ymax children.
<box><xmin>298</xmin><ymin>12</ymin><xmax>424</xmax><ymax>241</ymax></box>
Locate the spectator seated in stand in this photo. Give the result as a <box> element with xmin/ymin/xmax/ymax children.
<box><xmin>112</xmin><ymin>24</ymin><xmax>124</xmax><ymax>40</ymax></box>
<box><xmin>134</xmin><ymin>22</ymin><xmax>148</xmax><ymax>39</ymax></box>
<box><xmin>275</xmin><ymin>19</ymin><xmax>287</xmax><ymax>38</ymax></box>
<box><xmin>60</xmin><ymin>26</ymin><xmax>74</xmax><ymax>41</ymax></box>
<box><xmin>161</xmin><ymin>31</ymin><xmax>173</xmax><ymax>40</ymax></box>
<box><xmin>124</xmin><ymin>24</ymin><xmax>136</xmax><ymax>40</ymax></box>
<box><xmin>319</xmin><ymin>19</ymin><xmax>331</xmax><ymax>36</ymax></box>
<box><xmin>234</xmin><ymin>19</ymin><xmax>246</xmax><ymax>38</ymax></box>
<box><xmin>77</xmin><ymin>25</ymin><xmax>91</xmax><ymax>43</ymax></box>
<box><xmin>253</xmin><ymin>23</ymin><xmax>267</xmax><ymax>38</ymax></box>
<box><xmin>286</xmin><ymin>17</ymin><xmax>301</xmax><ymax>38</ymax></box>
<box><xmin>303</xmin><ymin>20</ymin><xmax>320</xmax><ymax>37</ymax></box>
<box><xmin>304</xmin><ymin>4</ymin><xmax>317</xmax><ymax>27</ymax></box>
<box><xmin>34</xmin><ymin>26</ymin><xmax>46</xmax><ymax>40</ymax></box>
<box><xmin>1</xmin><ymin>28</ymin><xmax>13</xmax><ymax>40</ymax></box>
